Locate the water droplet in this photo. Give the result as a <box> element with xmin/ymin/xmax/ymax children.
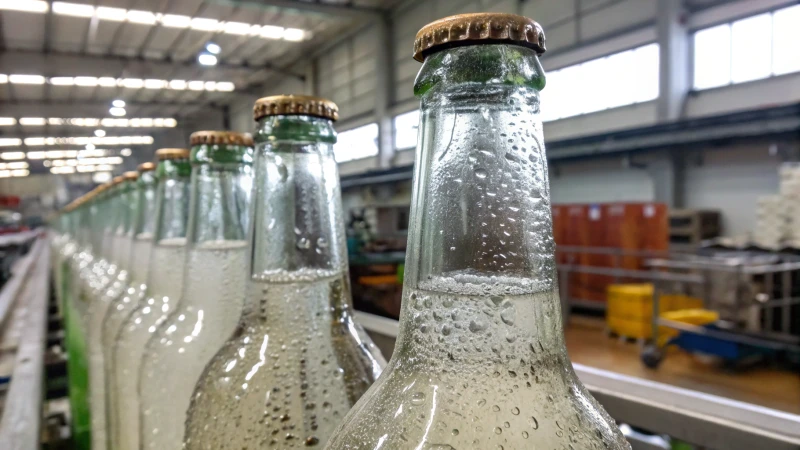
<box><xmin>477</xmin><ymin>399</ymin><xmax>486</xmax><ymax>407</ymax></box>
<box><xmin>475</xmin><ymin>169</ymin><xmax>488</xmax><ymax>179</ymax></box>
<box><xmin>452</xmin><ymin>429</ymin><xmax>459</xmax><ymax>436</ymax></box>
<box><xmin>522</xmin><ymin>430</ymin><xmax>530</xmax><ymax>439</ymax></box>
<box><xmin>441</xmin><ymin>325</ymin><xmax>452</xmax><ymax>336</ymax></box>
<box><xmin>504</xmin><ymin>421</ymin><xmax>510</xmax><ymax>428</ymax></box>
<box><xmin>530</xmin><ymin>416</ymin><xmax>539</xmax><ymax>430</ymax></box>
<box><xmin>469</xmin><ymin>320</ymin><xmax>486</xmax><ymax>333</ymax></box>
<box><xmin>316</xmin><ymin>237</ymin><xmax>328</xmax><ymax>248</ymax></box>
<box><xmin>494</xmin><ymin>427</ymin><xmax>502</xmax><ymax>434</ymax></box>
<box><xmin>410</xmin><ymin>392</ymin><xmax>425</xmax><ymax>406</ymax></box>
<box><xmin>297</xmin><ymin>238</ymin><xmax>310</xmax><ymax>249</ymax></box>
<box><xmin>492</xmin><ymin>405</ymin><xmax>500</xmax><ymax>412</ymax></box>
<box><xmin>511</xmin><ymin>407</ymin><xmax>520</xmax><ymax>415</ymax></box>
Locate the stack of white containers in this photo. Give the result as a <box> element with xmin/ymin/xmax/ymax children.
<box><xmin>780</xmin><ymin>163</ymin><xmax>800</xmax><ymax>246</ymax></box>
<box><xmin>753</xmin><ymin>194</ymin><xmax>786</xmax><ymax>248</ymax></box>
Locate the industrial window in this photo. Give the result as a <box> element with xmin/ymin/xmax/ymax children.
<box><xmin>334</xmin><ymin>123</ymin><xmax>379</xmax><ymax>163</ymax></box>
<box><xmin>693</xmin><ymin>5</ymin><xmax>800</xmax><ymax>90</ymax></box>
<box><xmin>393</xmin><ymin>109</ymin><xmax>420</xmax><ymax>150</ymax></box>
<box><xmin>540</xmin><ymin>43</ymin><xmax>659</xmax><ymax>123</ymax></box>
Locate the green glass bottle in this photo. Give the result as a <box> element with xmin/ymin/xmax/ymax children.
<box><xmin>325</xmin><ymin>13</ymin><xmax>629</xmax><ymax>450</ymax></box>
<box><xmin>139</xmin><ymin>131</ymin><xmax>254</xmax><ymax>450</ymax></box>
<box><xmin>183</xmin><ymin>96</ymin><xmax>385</xmax><ymax>449</ymax></box>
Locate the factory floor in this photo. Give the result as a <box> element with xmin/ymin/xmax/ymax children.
<box><xmin>565</xmin><ymin>316</ymin><xmax>800</xmax><ymax>415</ymax></box>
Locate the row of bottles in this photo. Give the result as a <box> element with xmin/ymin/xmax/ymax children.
<box><xmin>50</xmin><ymin>12</ymin><xmax>629</xmax><ymax>450</ymax></box>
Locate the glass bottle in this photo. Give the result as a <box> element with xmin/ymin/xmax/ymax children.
<box><xmin>86</xmin><ymin>177</ymin><xmax>126</xmax><ymax>450</ymax></box>
<box><xmin>183</xmin><ymin>96</ymin><xmax>386</xmax><ymax>449</ymax></box>
<box><xmin>139</xmin><ymin>131</ymin><xmax>254</xmax><ymax>450</ymax></box>
<box><xmin>325</xmin><ymin>13</ymin><xmax>629</xmax><ymax>450</ymax></box>
<box><xmin>64</xmin><ymin>193</ymin><xmax>95</xmax><ymax>450</ymax></box>
<box><xmin>103</xmin><ymin>164</ymin><xmax>157</xmax><ymax>449</ymax></box>
<box><xmin>112</xmin><ymin>148</ymin><xmax>192</xmax><ymax>450</ymax></box>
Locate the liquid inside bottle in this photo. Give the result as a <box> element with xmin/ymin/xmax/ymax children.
<box><xmin>139</xmin><ymin>132</ymin><xmax>253</xmax><ymax>450</ymax></box>
<box><xmin>112</xmin><ymin>150</ymin><xmax>192</xmax><ymax>450</ymax></box>
<box><xmin>183</xmin><ymin>97</ymin><xmax>385</xmax><ymax>450</ymax></box>
<box><xmin>325</xmin><ymin>13</ymin><xmax>629</xmax><ymax>450</ymax></box>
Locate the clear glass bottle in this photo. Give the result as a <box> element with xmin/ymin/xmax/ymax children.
<box><xmin>139</xmin><ymin>131</ymin><xmax>254</xmax><ymax>450</ymax></box>
<box><xmin>112</xmin><ymin>148</ymin><xmax>192</xmax><ymax>450</ymax></box>
<box><xmin>183</xmin><ymin>96</ymin><xmax>386</xmax><ymax>450</ymax></box>
<box><xmin>325</xmin><ymin>13</ymin><xmax>629</xmax><ymax>450</ymax></box>
<box><xmin>103</xmin><ymin>165</ymin><xmax>157</xmax><ymax>449</ymax></box>
<box><xmin>86</xmin><ymin>177</ymin><xmax>127</xmax><ymax>450</ymax></box>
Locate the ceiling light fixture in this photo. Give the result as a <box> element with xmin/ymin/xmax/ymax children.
<box><xmin>19</xmin><ymin>117</ymin><xmax>46</xmax><ymax>126</ymax></box>
<box><xmin>0</xmin><ymin>0</ymin><xmax>49</xmax><ymax>13</ymax></box>
<box><xmin>110</xmin><ymin>107</ymin><xmax>126</xmax><ymax>117</ymax></box>
<box><xmin>0</xmin><ymin>118</ymin><xmax>17</xmax><ymax>126</ymax></box>
<box><xmin>198</xmin><ymin>53</ymin><xmax>218</xmax><ymax>66</ymax></box>
<box><xmin>206</xmin><ymin>42</ymin><xmax>221</xmax><ymax>54</ymax></box>
<box><xmin>112</xmin><ymin>99</ymin><xmax>126</xmax><ymax>108</ymax></box>
<box><xmin>94</xmin><ymin>130</ymin><xmax>106</xmax><ymax>137</ymax></box>
<box><xmin>120</xmin><ymin>148</ymin><xmax>132</xmax><ymax>156</ymax></box>
<box><xmin>0</xmin><ymin>138</ymin><xmax>22</xmax><ymax>147</ymax></box>
<box><xmin>0</xmin><ymin>3</ymin><xmax>310</xmax><ymax>40</ymax></box>
<box><xmin>4</xmin><ymin>74</ymin><xmax>235</xmax><ymax>92</ymax></box>
<box><xmin>1</xmin><ymin>152</ymin><xmax>26</xmax><ymax>160</ymax></box>
<box><xmin>8</xmin><ymin>74</ymin><xmax>45</xmax><ymax>84</ymax></box>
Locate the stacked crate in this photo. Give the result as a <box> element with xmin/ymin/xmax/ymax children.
<box><xmin>554</xmin><ymin>202</ymin><xmax>669</xmax><ymax>305</ymax></box>
<box><xmin>606</xmin><ymin>283</ymin><xmax>704</xmax><ymax>340</ymax></box>
<box><xmin>753</xmin><ymin>195</ymin><xmax>786</xmax><ymax>248</ymax></box>
<box><xmin>780</xmin><ymin>164</ymin><xmax>800</xmax><ymax>246</ymax></box>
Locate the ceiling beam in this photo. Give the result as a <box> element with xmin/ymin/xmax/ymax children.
<box><xmin>210</xmin><ymin>0</ymin><xmax>383</xmax><ymax>19</ymax></box>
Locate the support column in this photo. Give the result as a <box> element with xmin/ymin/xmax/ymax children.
<box><xmin>657</xmin><ymin>0</ymin><xmax>690</xmax><ymax>122</ymax></box>
<box><xmin>645</xmin><ymin>152</ymin><xmax>686</xmax><ymax>208</ymax></box>
<box><xmin>375</xmin><ymin>14</ymin><xmax>395</xmax><ymax>169</ymax></box>
<box><xmin>304</xmin><ymin>60</ymin><xmax>317</xmax><ymax>95</ymax></box>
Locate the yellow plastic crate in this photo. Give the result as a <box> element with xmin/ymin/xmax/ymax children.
<box><xmin>607</xmin><ymin>309</ymin><xmax>719</xmax><ymax>341</ymax></box>
<box><xmin>607</xmin><ymin>284</ymin><xmax>703</xmax><ymax>321</ymax></box>
<box><xmin>661</xmin><ymin>308</ymin><xmax>719</xmax><ymax>326</ymax></box>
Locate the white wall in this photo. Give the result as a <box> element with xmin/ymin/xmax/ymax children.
<box><xmin>550</xmin><ymin>158</ymin><xmax>656</xmax><ymax>204</ymax></box>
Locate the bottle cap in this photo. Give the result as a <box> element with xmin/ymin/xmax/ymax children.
<box><xmin>156</xmin><ymin>148</ymin><xmax>190</xmax><ymax>160</ymax></box>
<box><xmin>123</xmin><ymin>171</ymin><xmax>139</xmax><ymax>181</ymax></box>
<box><xmin>190</xmin><ymin>131</ymin><xmax>254</xmax><ymax>147</ymax></box>
<box><xmin>413</xmin><ymin>12</ymin><xmax>546</xmax><ymax>62</ymax></box>
<box><xmin>137</xmin><ymin>162</ymin><xmax>155</xmax><ymax>172</ymax></box>
<box><xmin>253</xmin><ymin>95</ymin><xmax>338</xmax><ymax>121</ymax></box>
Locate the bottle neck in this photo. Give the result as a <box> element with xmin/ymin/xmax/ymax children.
<box><xmin>153</xmin><ymin>159</ymin><xmax>191</xmax><ymax>242</ymax></box>
<box><xmin>246</xmin><ymin>115</ymin><xmax>348</xmax><ymax>322</ymax></box>
<box><xmin>398</xmin><ymin>44</ymin><xmax>560</xmax><ymax>359</ymax></box>
<box><xmin>187</xmin><ymin>160</ymin><xmax>251</xmax><ymax>247</ymax></box>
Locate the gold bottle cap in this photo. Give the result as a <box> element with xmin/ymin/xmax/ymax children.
<box><xmin>137</xmin><ymin>162</ymin><xmax>156</xmax><ymax>172</ymax></box>
<box><xmin>253</xmin><ymin>95</ymin><xmax>339</xmax><ymax>121</ymax></box>
<box><xmin>190</xmin><ymin>131</ymin><xmax>253</xmax><ymax>147</ymax></box>
<box><xmin>155</xmin><ymin>148</ymin><xmax>190</xmax><ymax>160</ymax></box>
<box><xmin>123</xmin><ymin>171</ymin><xmax>139</xmax><ymax>181</ymax></box>
<box><xmin>413</xmin><ymin>13</ymin><xmax>546</xmax><ymax>62</ymax></box>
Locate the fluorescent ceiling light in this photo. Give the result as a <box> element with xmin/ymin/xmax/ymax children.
<box><xmin>93</xmin><ymin>172</ymin><xmax>112</xmax><ymax>183</ymax></box>
<box><xmin>198</xmin><ymin>53</ymin><xmax>217</xmax><ymax>66</ymax></box>
<box><xmin>50</xmin><ymin>77</ymin><xmax>75</xmax><ymax>86</ymax></box>
<box><xmin>0</xmin><ymin>162</ymin><xmax>29</xmax><ymax>169</ymax></box>
<box><xmin>260</xmin><ymin>25</ymin><xmax>284</xmax><ymax>39</ymax></box>
<box><xmin>1</xmin><ymin>152</ymin><xmax>26</xmax><ymax>160</ymax></box>
<box><xmin>188</xmin><ymin>81</ymin><xmax>205</xmax><ymax>91</ymax></box>
<box><xmin>9</xmin><ymin>74</ymin><xmax>45</xmax><ymax>84</ymax></box>
<box><xmin>10</xmin><ymin>169</ymin><xmax>29</xmax><ymax>177</ymax></box>
<box><xmin>74</xmin><ymin>76</ymin><xmax>99</xmax><ymax>87</ymax></box>
<box><xmin>52</xmin><ymin>2</ymin><xmax>94</xmax><ymax>17</ymax></box>
<box><xmin>204</xmin><ymin>81</ymin><xmax>216</xmax><ymax>91</ymax></box>
<box><xmin>127</xmin><ymin>9</ymin><xmax>156</xmax><ymax>25</ymax></box>
<box><xmin>120</xmin><ymin>148</ymin><xmax>132</xmax><ymax>156</ymax></box>
<box><xmin>164</xmin><ymin>118</ymin><xmax>177</xmax><ymax>127</ymax></box>
<box><xmin>19</xmin><ymin>117</ymin><xmax>46</xmax><ymax>126</ymax></box>
<box><xmin>21</xmin><ymin>135</ymin><xmax>152</xmax><ymax>146</ymax></box>
<box><xmin>98</xmin><ymin>77</ymin><xmax>117</xmax><ymax>87</ymax></box>
<box><xmin>144</xmin><ymin>79</ymin><xmax>166</xmax><ymax>89</ymax></box>
<box><xmin>109</xmin><ymin>107</ymin><xmax>126</xmax><ymax>116</ymax></box>
<box><xmin>112</xmin><ymin>99</ymin><xmax>126</xmax><ymax>108</ymax></box>
<box><xmin>283</xmin><ymin>28</ymin><xmax>305</xmax><ymax>41</ymax></box>
<box><xmin>96</xmin><ymin>6</ymin><xmax>126</xmax><ymax>21</ymax></box>
<box><xmin>168</xmin><ymin>80</ymin><xmax>186</xmax><ymax>90</ymax></box>
<box><xmin>94</xmin><ymin>129</ymin><xmax>106</xmax><ymax>137</ymax></box>
<box><xmin>11</xmin><ymin>73</ymin><xmax>234</xmax><ymax>92</ymax></box>
<box><xmin>51</xmin><ymin>167</ymin><xmax>76</xmax><ymax>174</ymax></box>
<box><xmin>190</xmin><ymin>17</ymin><xmax>219</xmax><ymax>31</ymax></box>
<box><xmin>0</xmin><ymin>138</ymin><xmax>22</xmax><ymax>146</ymax></box>
<box><xmin>215</xmin><ymin>82</ymin><xmax>235</xmax><ymax>92</ymax></box>
<box><xmin>224</xmin><ymin>22</ymin><xmax>249</xmax><ymax>35</ymax></box>
<box><xmin>48</xmin><ymin>118</ymin><xmax>64</xmax><ymax>125</ymax></box>
<box><xmin>0</xmin><ymin>118</ymin><xmax>16</xmax><ymax>126</ymax></box>
<box><xmin>121</xmin><ymin>78</ymin><xmax>144</xmax><ymax>89</ymax></box>
<box><xmin>162</xmin><ymin>14</ymin><xmax>191</xmax><ymax>28</ymax></box>
<box><xmin>0</xmin><ymin>74</ymin><xmax>7</xmax><ymax>83</ymax></box>
<box><xmin>27</xmin><ymin>151</ymin><xmax>45</xmax><ymax>159</ymax></box>
<box><xmin>206</xmin><ymin>43</ymin><xmax>221</xmax><ymax>54</ymax></box>
<box><xmin>0</xmin><ymin>0</ymin><xmax>49</xmax><ymax>13</ymax></box>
